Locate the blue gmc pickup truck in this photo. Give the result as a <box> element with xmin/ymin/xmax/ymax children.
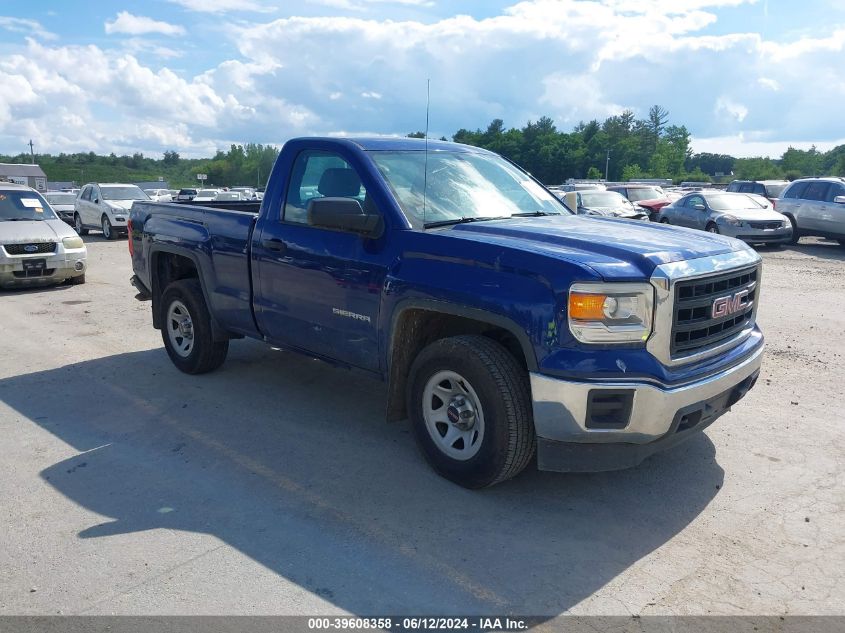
<box><xmin>129</xmin><ymin>137</ymin><xmax>764</xmax><ymax>488</ymax></box>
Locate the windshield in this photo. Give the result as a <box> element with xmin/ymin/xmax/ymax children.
<box><xmin>706</xmin><ymin>194</ymin><xmax>767</xmax><ymax>211</ymax></box>
<box><xmin>45</xmin><ymin>193</ymin><xmax>76</xmax><ymax>205</ymax></box>
<box><xmin>580</xmin><ymin>191</ymin><xmax>630</xmax><ymax>208</ymax></box>
<box><xmin>101</xmin><ymin>186</ymin><xmax>148</xmax><ymax>201</ymax></box>
<box><xmin>0</xmin><ymin>190</ymin><xmax>58</xmax><ymax>221</ymax></box>
<box><xmin>368</xmin><ymin>150</ymin><xmax>569</xmax><ymax>227</ymax></box>
<box><xmin>627</xmin><ymin>187</ymin><xmax>664</xmax><ymax>202</ymax></box>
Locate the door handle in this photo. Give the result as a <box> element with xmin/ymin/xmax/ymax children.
<box><xmin>262</xmin><ymin>238</ymin><xmax>286</xmax><ymax>253</ymax></box>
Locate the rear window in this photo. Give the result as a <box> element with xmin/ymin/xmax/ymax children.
<box><xmin>179</xmin><ymin>189</ymin><xmax>197</xmax><ymax>195</ymax></box>
<box><xmin>764</xmin><ymin>183</ymin><xmax>787</xmax><ymax>198</ymax></box>
<box><xmin>45</xmin><ymin>192</ymin><xmax>76</xmax><ymax>205</ymax></box>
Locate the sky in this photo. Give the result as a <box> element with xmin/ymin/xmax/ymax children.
<box><xmin>0</xmin><ymin>0</ymin><xmax>843</xmax><ymax>159</ymax></box>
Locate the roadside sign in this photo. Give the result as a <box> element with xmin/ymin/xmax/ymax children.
<box><xmin>196</xmin><ymin>173</ymin><xmax>207</xmax><ymax>182</ymax></box>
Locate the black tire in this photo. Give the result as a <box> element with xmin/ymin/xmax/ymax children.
<box><xmin>660</xmin><ymin>218</ymin><xmax>670</xmax><ymax>224</ymax></box>
<box><xmin>74</xmin><ymin>213</ymin><xmax>89</xmax><ymax>236</ymax></box>
<box><xmin>160</xmin><ymin>279</ymin><xmax>228</xmax><ymax>374</ymax></box>
<box><xmin>706</xmin><ymin>222</ymin><xmax>720</xmax><ymax>234</ymax></box>
<box><xmin>101</xmin><ymin>215</ymin><xmax>118</xmax><ymax>240</ymax></box>
<box><xmin>785</xmin><ymin>215</ymin><xmax>800</xmax><ymax>244</ymax></box>
<box><xmin>407</xmin><ymin>335</ymin><xmax>535</xmax><ymax>488</ymax></box>
<box><xmin>69</xmin><ymin>274</ymin><xmax>86</xmax><ymax>285</ymax></box>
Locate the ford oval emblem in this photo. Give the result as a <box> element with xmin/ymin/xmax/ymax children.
<box><xmin>24</xmin><ymin>244</ymin><xmax>38</xmax><ymax>253</ymax></box>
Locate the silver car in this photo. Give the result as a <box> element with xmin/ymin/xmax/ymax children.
<box><xmin>563</xmin><ymin>190</ymin><xmax>650</xmax><ymax>220</ymax></box>
<box><xmin>659</xmin><ymin>191</ymin><xmax>792</xmax><ymax>245</ymax></box>
<box><xmin>775</xmin><ymin>177</ymin><xmax>845</xmax><ymax>246</ymax></box>
<box><xmin>0</xmin><ymin>183</ymin><xmax>87</xmax><ymax>288</ymax></box>
<box><xmin>44</xmin><ymin>191</ymin><xmax>78</xmax><ymax>225</ymax></box>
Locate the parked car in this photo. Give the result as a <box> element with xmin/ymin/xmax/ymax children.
<box><xmin>607</xmin><ymin>185</ymin><xmax>671</xmax><ymax>221</ymax></box>
<box><xmin>176</xmin><ymin>188</ymin><xmax>198</xmax><ymax>202</ymax></box>
<box><xmin>563</xmin><ymin>190</ymin><xmax>650</xmax><ymax>220</ymax></box>
<box><xmin>168</xmin><ymin>189</ymin><xmax>180</xmax><ymax>200</ymax></box>
<box><xmin>44</xmin><ymin>191</ymin><xmax>78</xmax><ymax>225</ymax></box>
<box><xmin>129</xmin><ymin>136</ymin><xmax>763</xmax><ymax>488</ymax></box>
<box><xmin>775</xmin><ymin>177</ymin><xmax>845</xmax><ymax>245</ymax></box>
<box><xmin>214</xmin><ymin>191</ymin><xmax>244</xmax><ymax>202</ymax></box>
<box><xmin>0</xmin><ymin>182</ymin><xmax>87</xmax><ymax>288</ymax></box>
<box><xmin>230</xmin><ymin>187</ymin><xmax>257</xmax><ymax>200</ymax></box>
<box><xmin>658</xmin><ymin>191</ymin><xmax>792</xmax><ymax>245</ymax></box>
<box><xmin>74</xmin><ymin>183</ymin><xmax>149</xmax><ymax>240</ymax></box>
<box><xmin>556</xmin><ymin>183</ymin><xmax>607</xmax><ymax>193</ymax></box>
<box><xmin>726</xmin><ymin>180</ymin><xmax>789</xmax><ymax>204</ymax></box>
<box><xmin>144</xmin><ymin>188</ymin><xmax>173</xmax><ymax>202</ymax></box>
<box><xmin>192</xmin><ymin>189</ymin><xmax>220</xmax><ymax>202</ymax></box>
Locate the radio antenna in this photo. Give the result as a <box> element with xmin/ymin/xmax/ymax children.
<box><xmin>423</xmin><ymin>78</ymin><xmax>430</xmax><ymax>226</ymax></box>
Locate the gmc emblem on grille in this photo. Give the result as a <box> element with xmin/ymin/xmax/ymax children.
<box><xmin>712</xmin><ymin>289</ymin><xmax>749</xmax><ymax>319</ymax></box>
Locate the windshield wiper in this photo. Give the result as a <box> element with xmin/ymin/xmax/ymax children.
<box><xmin>424</xmin><ymin>216</ymin><xmax>511</xmax><ymax>229</ymax></box>
<box><xmin>510</xmin><ymin>211</ymin><xmax>562</xmax><ymax>217</ymax></box>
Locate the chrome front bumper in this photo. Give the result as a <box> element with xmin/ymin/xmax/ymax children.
<box><xmin>0</xmin><ymin>248</ymin><xmax>87</xmax><ymax>287</ymax></box>
<box><xmin>531</xmin><ymin>343</ymin><xmax>763</xmax><ymax>445</ymax></box>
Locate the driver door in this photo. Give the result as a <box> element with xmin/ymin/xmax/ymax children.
<box><xmin>252</xmin><ymin>149</ymin><xmax>388</xmax><ymax>372</ymax></box>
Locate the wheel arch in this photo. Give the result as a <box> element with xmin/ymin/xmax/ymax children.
<box><xmin>149</xmin><ymin>246</ymin><xmax>231</xmax><ymax>342</ymax></box>
<box><xmin>385</xmin><ymin>300</ymin><xmax>537</xmax><ymax>422</ymax></box>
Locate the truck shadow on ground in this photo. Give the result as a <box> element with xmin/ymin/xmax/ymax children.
<box><xmin>1</xmin><ymin>342</ymin><xmax>723</xmax><ymax>615</ymax></box>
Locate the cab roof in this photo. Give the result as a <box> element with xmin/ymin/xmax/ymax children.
<box><xmin>288</xmin><ymin>136</ymin><xmax>490</xmax><ymax>153</ymax></box>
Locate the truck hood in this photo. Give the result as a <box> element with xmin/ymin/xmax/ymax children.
<box><xmin>0</xmin><ymin>219</ymin><xmax>75</xmax><ymax>243</ymax></box>
<box><xmin>444</xmin><ymin>215</ymin><xmax>747</xmax><ymax>279</ymax></box>
<box><xmin>106</xmin><ymin>200</ymin><xmax>137</xmax><ymax>211</ymax></box>
<box><xmin>718</xmin><ymin>208</ymin><xmax>786</xmax><ymax>222</ymax></box>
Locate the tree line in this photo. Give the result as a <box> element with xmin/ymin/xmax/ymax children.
<box><xmin>3</xmin><ymin>106</ymin><xmax>844</xmax><ymax>187</ymax></box>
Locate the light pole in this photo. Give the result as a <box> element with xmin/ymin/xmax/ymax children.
<box><xmin>605</xmin><ymin>149</ymin><xmax>611</xmax><ymax>181</ymax></box>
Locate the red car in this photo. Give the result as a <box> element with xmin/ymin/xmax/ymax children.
<box><xmin>607</xmin><ymin>185</ymin><xmax>671</xmax><ymax>221</ymax></box>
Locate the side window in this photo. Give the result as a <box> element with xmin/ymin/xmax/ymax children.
<box><xmin>784</xmin><ymin>182</ymin><xmax>806</xmax><ymax>199</ymax></box>
<box><xmin>687</xmin><ymin>195</ymin><xmax>705</xmax><ymax>208</ymax></box>
<box><xmin>727</xmin><ymin>182</ymin><xmax>741</xmax><ymax>192</ymax></box>
<box><xmin>803</xmin><ymin>182</ymin><xmax>830</xmax><ymax>202</ymax></box>
<box><xmin>739</xmin><ymin>183</ymin><xmax>754</xmax><ymax>193</ymax></box>
<box><xmin>826</xmin><ymin>183</ymin><xmax>845</xmax><ymax>202</ymax></box>
<box><xmin>283</xmin><ymin>150</ymin><xmax>368</xmax><ymax>225</ymax></box>
<box><xmin>753</xmin><ymin>184</ymin><xmax>766</xmax><ymax>195</ymax></box>
<box><xmin>80</xmin><ymin>186</ymin><xmax>90</xmax><ymax>201</ymax></box>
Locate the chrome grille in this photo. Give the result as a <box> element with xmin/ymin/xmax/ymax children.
<box><xmin>748</xmin><ymin>221</ymin><xmax>783</xmax><ymax>230</ymax></box>
<box><xmin>4</xmin><ymin>242</ymin><xmax>57</xmax><ymax>255</ymax></box>
<box><xmin>671</xmin><ymin>266</ymin><xmax>758</xmax><ymax>356</ymax></box>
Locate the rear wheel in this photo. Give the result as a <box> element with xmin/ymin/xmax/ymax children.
<box><xmin>101</xmin><ymin>215</ymin><xmax>118</xmax><ymax>240</ymax></box>
<box><xmin>706</xmin><ymin>222</ymin><xmax>720</xmax><ymax>234</ymax></box>
<box><xmin>74</xmin><ymin>213</ymin><xmax>88</xmax><ymax>236</ymax></box>
<box><xmin>660</xmin><ymin>218</ymin><xmax>670</xmax><ymax>224</ymax></box>
<box><xmin>407</xmin><ymin>335</ymin><xmax>535</xmax><ymax>488</ymax></box>
<box><xmin>160</xmin><ymin>279</ymin><xmax>228</xmax><ymax>374</ymax></box>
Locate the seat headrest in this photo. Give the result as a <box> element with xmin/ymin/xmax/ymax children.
<box><xmin>318</xmin><ymin>168</ymin><xmax>362</xmax><ymax>198</ymax></box>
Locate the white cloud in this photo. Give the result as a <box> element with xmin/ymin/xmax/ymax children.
<box><xmin>757</xmin><ymin>77</ymin><xmax>780</xmax><ymax>91</ymax></box>
<box><xmin>105</xmin><ymin>12</ymin><xmax>185</xmax><ymax>36</ymax></box>
<box><xmin>692</xmin><ymin>134</ymin><xmax>845</xmax><ymax>158</ymax></box>
<box><xmin>715</xmin><ymin>97</ymin><xmax>748</xmax><ymax>123</ymax></box>
<box><xmin>164</xmin><ymin>0</ymin><xmax>276</xmax><ymax>13</ymax></box>
<box><xmin>0</xmin><ymin>16</ymin><xmax>57</xmax><ymax>40</ymax></box>
<box><xmin>1</xmin><ymin>0</ymin><xmax>845</xmax><ymax>159</ymax></box>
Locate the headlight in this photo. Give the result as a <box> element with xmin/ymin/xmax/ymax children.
<box><xmin>62</xmin><ymin>236</ymin><xmax>84</xmax><ymax>249</ymax></box>
<box><xmin>722</xmin><ymin>215</ymin><xmax>743</xmax><ymax>227</ymax></box>
<box><xmin>568</xmin><ymin>282</ymin><xmax>654</xmax><ymax>344</ymax></box>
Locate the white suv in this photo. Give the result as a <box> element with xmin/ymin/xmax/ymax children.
<box><xmin>74</xmin><ymin>183</ymin><xmax>150</xmax><ymax>240</ymax></box>
<box><xmin>777</xmin><ymin>177</ymin><xmax>845</xmax><ymax>245</ymax></box>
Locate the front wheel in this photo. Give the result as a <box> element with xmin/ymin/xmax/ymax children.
<box><xmin>102</xmin><ymin>215</ymin><xmax>118</xmax><ymax>240</ymax></box>
<box><xmin>160</xmin><ymin>279</ymin><xmax>228</xmax><ymax>374</ymax></box>
<box><xmin>660</xmin><ymin>218</ymin><xmax>670</xmax><ymax>224</ymax></box>
<box><xmin>407</xmin><ymin>335</ymin><xmax>535</xmax><ymax>488</ymax></box>
<box><xmin>786</xmin><ymin>215</ymin><xmax>801</xmax><ymax>244</ymax></box>
<box><xmin>706</xmin><ymin>223</ymin><xmax>720</xmax><ymax>234</ymax></box>
<box><xmin>74</xmin><ymin>213</ymin><xmax>88</xmax><ymax>236</ymax></box>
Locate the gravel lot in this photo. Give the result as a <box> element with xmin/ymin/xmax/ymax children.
<box><xmin>0</xmin><ymin>234</ymin><xmax>843</xmax><ymax>616</ymax></box>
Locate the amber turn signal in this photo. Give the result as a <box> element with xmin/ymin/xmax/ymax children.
<box><xmin>569</xmin><ymin>292</ymin><xmax>608</xmax><ymax>320</ymax></box>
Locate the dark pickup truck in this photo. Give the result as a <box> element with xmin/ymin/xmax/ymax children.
<box><xmin>129</xmin><ymin>137</ymin><xmax>764</xmax><ymax>488</ymax></box>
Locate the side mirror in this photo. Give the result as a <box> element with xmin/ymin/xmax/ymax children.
<box><xmin>834</xmin><ymin>196</ymin><xmax>845</xmax><ymax>205</ymax></box>
<box><xmin>693</xmin><ymin>203</ymin><xmax>706</xmax><ymax>211</ymax></box>
<box><xmin>307</xmin><ymin>198</ymin><xmax>383</xmax><ymax>238</ymax></box>
<box><xmin>93</xmin><ymin>198</ymin><xmax>100</xmax><ymax>204</ymax></box>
